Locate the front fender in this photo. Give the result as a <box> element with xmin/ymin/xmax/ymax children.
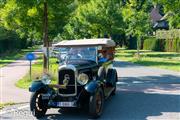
<box><xmin>29</xmin><ymin>80</ymin><xmax>46</xmax><ymax>92</ymax></box>
<box><xmin>84</xmin><ymin>80</ymin><xmax>101</xmax><ymax>94</ymax></box>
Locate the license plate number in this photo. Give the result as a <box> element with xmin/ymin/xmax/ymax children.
<box><xmin>57</xmin><ymin>102</ymin><xmax>75</xmax><ymax>107</ymax></box>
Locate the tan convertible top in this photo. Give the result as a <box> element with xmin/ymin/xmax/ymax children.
<box><xmin>54</xmin><ymin>38</ymin><xmax>116</xmax><ymax>47</ymax></box>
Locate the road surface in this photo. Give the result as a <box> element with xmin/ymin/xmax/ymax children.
<box><xmin>0</xmin><ymin>51</ymin><xmax>40</xmax><ymax>103</ymax></box>
<box><xmin>0</xmin><ymin>61</ymin><xmax>180</xmax><ymax>120</ymax></box>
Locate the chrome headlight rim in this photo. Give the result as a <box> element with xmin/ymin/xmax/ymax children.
<box><xmin>77</xmin><ymin>73</ymin><xmax>89</xmax><ymax>85</ymax></box>
<box><xmin>41</xmin><ymin>74</ymin><xmax>51</xmax><ymax>85</ymax></box>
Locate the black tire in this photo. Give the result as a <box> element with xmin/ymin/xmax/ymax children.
<box><xmin>89</xmin><ymin>87</ymin><xmax>104</xmax><ymax>119</ymax></box>
<box><xmin>111</xmin><ymin>85</ymin><xmax>116</xmax><ymax>96</ymax></box>
<box><xmin>111</xmin><ymin>70</ymin><xmax>118</xmax><ymax>96</ymax></box>
<box><xmin>30</xmin><ymin>91</ymin><xmax>48</xmax><ymax>118</ymax></box>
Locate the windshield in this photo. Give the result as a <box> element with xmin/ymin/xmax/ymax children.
<box><xmin>59</xmin><ymin>47</ymin><xmax>97</xmax><ymax>62</ymax></box>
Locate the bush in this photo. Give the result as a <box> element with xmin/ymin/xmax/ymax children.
<box><xmin>143</xmin><ymin>37</ymin><xmax>164</xmax><ymax>51</ymax></box>
<box><xmin>165</xmin><ymin>39</ymin><xmax>180</xmax><ymax>52</ymax></box>
<box><xmin>0</xmin><ymin>27</ymin><xmax>28</xmax><ymax>54</ymax></box>
<box><xmin>143</xmin><ymin>36</ymin><xmax>180</xmax><ymax>52</ymax></box>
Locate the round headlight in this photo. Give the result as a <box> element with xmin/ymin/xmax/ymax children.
<box><xmin>77</xmin><ymin>73</ymin><xmax>89</xmax><ymax>85</ymax></box>
<box><xmin>41</xmin><ymin>74</ymin><xmax>51</xmax><ymax>85</ymax></box>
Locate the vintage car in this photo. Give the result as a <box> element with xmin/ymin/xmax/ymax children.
<box><xmin>29</xmin><ymin>38</ymin><xmax>118</xmax><ymax>118</ymax></box>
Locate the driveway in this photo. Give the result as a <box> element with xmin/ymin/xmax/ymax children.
<box><xmin>0</xmin><ymin>51</ymin><xmax>40</xmax><ymax>103</ymax></box>
<box><xmin>0</xmin><ymin>61</ymin><xmax>180</xmax><ymax>120</ymax></box>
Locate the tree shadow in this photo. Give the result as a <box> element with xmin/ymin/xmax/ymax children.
<box><xmin>101</xmin><ymin>91</ymin><xmax>180</xmax><ymax>120</ymax></box>
<box><xmin>117</xmin><ymin>74</ymin><xmax>180</xmax><ymax>94</ymax></box>
<box><xmin>39</xmin><ymin>90</ymin><xmax>180</xmax><ymax>120</ymax></box>
<box><xmin>114</xmin><ymin>61</ymin><xmax>137</xmax><ymax>68</ymax></box>
<box><xmin>40</xmin><ymin>74</ymin><xmax>180</xmax><ymax>120</ymax></box>
<box><xmin>119</xmin><ymin>74</ymin><xmax>180</xmax><ymax>84</ymax></box>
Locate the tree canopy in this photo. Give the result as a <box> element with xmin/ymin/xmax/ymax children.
<box><xmin>0</xmin><ymin>0</ymin><xmax>179</xmax><ymax>43</ymax></box>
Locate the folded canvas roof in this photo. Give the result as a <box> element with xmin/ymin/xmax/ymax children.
<box><xmin>54</xmin><ymin>38</ymin><xmax>116</xmax><ymax>47</ymax></box>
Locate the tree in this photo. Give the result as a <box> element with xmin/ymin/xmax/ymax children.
<box><xmin>122</xmin><ymin>0</ymin><xmax>152</xmax><ymax>58</ymax></box>
<box><xmin>61</xmin><ymin>0</ymin><xmax>125</xmax><ymax>40</ymax></box>
<box><xmin>0</xmin><ymin>0</ymin><xmax>84</xmax><ymax>73</ymax></box>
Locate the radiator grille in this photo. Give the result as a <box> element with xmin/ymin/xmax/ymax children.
<box><xmin>58</xmin><ymin>69</ymin><xmax>75</xmax><ymax>94</ymax></box>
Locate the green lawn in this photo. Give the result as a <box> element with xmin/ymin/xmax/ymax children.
<box><xmin>115</xmin><ymin>48</ymin><xmax>180</xmax><ymax>72</ymax></box>
<box><xmin>16</xmin><ymin>56</ymin><xmax>59</xmax><ymax>89</ymax></box>
<box><xmin>0</xmin><ymin>46</ymin><xmax>38</xmax><ymax>67</ymax></box>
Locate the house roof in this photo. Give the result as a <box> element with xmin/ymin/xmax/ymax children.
<box><xmin>150</xmin><ymin>5</ymin><xmax>163</xmax><ymax>24</ymax></box>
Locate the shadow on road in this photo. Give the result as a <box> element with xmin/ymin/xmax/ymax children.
<box><xmin>41</xmin><ymin>90</ymin><xmax>180</xmax><ymax>120</ymax></box>
<box><xmin>119</xmin><ymin>75</ymin><xmax>180</xmax><ymax>84</ymax></box>
<box><xmin>101</xmin><ymin>91</ymin><xmax>180</xmax><ymax>120</ymax></box>
<box><xmin>117</xmin><ymin>75</ymin><xmax>180</xmax><ymax>93</ymax></box>
<box><xmin>114</xmin><ymin>61</ymin><xmax>136</xmax><ymax>68</ymax></box>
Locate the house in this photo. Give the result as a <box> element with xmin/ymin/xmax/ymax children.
<box><xmin>150</xmin><ymin>5</ymin><xmax>169</xmax><ymax>30</ymax></box>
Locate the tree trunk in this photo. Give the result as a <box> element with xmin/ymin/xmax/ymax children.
<box><xmin>43</xmin><ymin>1</ymin><xmax>49</xmax><ymax>73</ymax></box>
<box><xmin>137</xmin><ymin>37</ymin><xmax>141</xmax><ymax>59</ymax></box>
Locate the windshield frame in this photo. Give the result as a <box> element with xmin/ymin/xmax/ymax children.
<box><xmin>58</xmin><ymin>46</ymin><xmax>98</xmax><ymax>63</ymax></box>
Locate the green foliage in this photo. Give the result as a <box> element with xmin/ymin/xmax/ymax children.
<box><xmin>122</xmin><ymin>0</ymin><xmax>152</xmax><ymax>37</ymax></box>
<box><xmin>16</xmin><ymin>57</ymin><xmax>58</xmax><ymax>89</ymax></box>
<box><xmin>116</xmin><ymin>49</ymin><xmax>180</xmax><ymax>71</ymax></box>
<box><xmin>0</xmin><ymin>27</ymin><xmax>26</xmax><ymax>54</ymax></box>
<box><xmin>0</xmin><ymin>0</ymin><xmax>179</xmax><ymax>52</ymax></box>
<box><xmin>0</xmin><ymin>102</ymin><xmax>15</xmax><ymax>109</ymax></box>
<box><xmin>143</xmin><ymin>37</ymin><xmax>165</xmax><ymax>51</ymax></box>
<box><xmin>0</xmin><ymin>0</ymin><xmax>79</xmax><ymax>41</ymax></box>
<box><xmin>143</xmin><ymin>37</ymin><xmax>180</xmax><ymax>52</ymax></box>
<box><xmin>61</xmin><ymin>0</ymin><xmax>125</xmax><ymax>40</ymax></box>
<box><xmin>154</xmin><ymin>0</ymin><xmax>180</xmax><ymax>28</ymax></box>
<box><xmin>165</xmin><ymin>39</ymin><xmax>180</xmax><ymax>52</ymax></box>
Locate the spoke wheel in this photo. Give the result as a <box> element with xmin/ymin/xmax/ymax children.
<box><xmin>96</xmin><ymin>92</ymin><xmax>102</xmax><ymax>113</ymax></box>
<box><xmin>30</xmin><ymin>92</ymin><xmax>48</xmax><ymax>118</ymax></box>
<box><xmin>89</xmin><ymin>87</ymin><xmax>104</xmax><ymax>118</ymax></box>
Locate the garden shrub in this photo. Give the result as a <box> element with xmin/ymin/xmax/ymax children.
<box><xmin>143</xmin><ymin>37</ymin><xmax>164</xmax><ymax>51</ymax></box>
<box><xmin>165</xmin><ymin>39</ymin><xmax>180</xmax><ymax>52</ymax></box>
<box><xmin>0</xmin><ymin>27</ymin><xmax>28</xmax><ymax>54</ymax></box>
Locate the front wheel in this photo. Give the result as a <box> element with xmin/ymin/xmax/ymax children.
<box><xmin>89</xmin><ymin>87</ymin><xmax>104</xmax><ymax>118</ymax></box>
<box><xmin>30</xmin><ymin>91</ymin><xmax>48</xmax><ymax>118</ymax></box>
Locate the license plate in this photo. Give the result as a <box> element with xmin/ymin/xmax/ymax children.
<box><xmin>57</xmin><ymin>102</ymin><xmax>75</xmax><ymax>107</ymax></box>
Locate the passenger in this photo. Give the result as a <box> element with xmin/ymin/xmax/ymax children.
<box><xmin>98</xmin><ymin>50</ymin><xmax>108</xmax><ymax>62</ymax></box>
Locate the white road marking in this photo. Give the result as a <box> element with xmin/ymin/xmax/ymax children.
<box><xmin>0</xmin><ymin>105</ymin><xmax>29</xmax><ymax>115</ymax></box>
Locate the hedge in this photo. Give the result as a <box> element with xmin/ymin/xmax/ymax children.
<box><xmin>143</xmin><ymin>37</ymin><xmax>180</xmax><ymax>52</ymax></box>
<box><xmin>165</xmin><ymin>38</ymin><xmax>180</xmax><ymax>52</ymax></box>
<box><xmin>143</xmin><ymin>37</ymin><xmax>164</xmax><ymax>51</ymax></box>
<box><xmin>0</xmin><ymin>28</ymin><xmax>28</xmax><ymax>54</ymax></box>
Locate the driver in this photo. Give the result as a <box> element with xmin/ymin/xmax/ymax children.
<box><xmin>68</xmin><ymin>48</ymin><xmax>83</xmax><ymax>59</ymax></box>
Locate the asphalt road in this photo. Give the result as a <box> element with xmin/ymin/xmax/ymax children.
<box><xmin>0</xmin><ymin>61</ymin><xmax>180</xmax><ymax>120</ymax></box>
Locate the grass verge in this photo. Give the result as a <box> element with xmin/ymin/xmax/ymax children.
<box><xmin>0</xmin><ymin>46</ymin><xmax>39</xmax><ymax>67</ymax></box>
<box><xmin>0</xmin><ymin>102</ymin><xmax>15</xmax><ymax>110</ymax></box>
<box><xmin>115</xmin><ymin>48</ymin><xmax>180</xmax><ymax>72</ymax></box>
<box><xmin>16</xmin><ymin>57</ymin><xmax>59</xmax><ymax>89</ymax></box>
